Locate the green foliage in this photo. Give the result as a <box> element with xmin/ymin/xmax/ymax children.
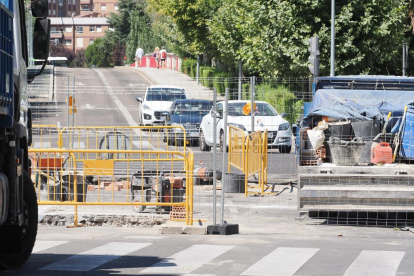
<box><xmin>202</xmin><ymin>68</ymin><xmax>216</xmax><ymax>88</ymax></box>
<box><xmin>85</xmin><ymin>38</ymin><xmax>114</xmax><ymax>67</ymax></box>
<box><xmin>209</xmin><ymin>0</ymin><xmax>411</xmax><ymax>77</ymax></box>
<box><xmin>256</xmin><ymin>84</ymin><xmax>303</xmax><ymax>124</ymax></box>
<box><xmin>242</xmin><ymin>83</ymin><xmax>251</xmax><ymax>100</ymax></box>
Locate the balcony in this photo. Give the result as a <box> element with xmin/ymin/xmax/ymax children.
<box><xmin>80</xmin><ymin>0</ymin><xmax>91</xmax><ymax>4</ymax></box>
<box><xmin>50</xmin><ymin>31</ymin><xmax>63</xmax><ymax>39</ymax></box>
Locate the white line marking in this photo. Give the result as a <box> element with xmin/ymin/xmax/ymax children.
<box><xmin>124</xmin><ymin>236</ymin><xmax>166</xmax><ymax>240</ymax></box>
<box><xmin>33</xmin><ymin>142</ymin><xmax>51</xmax><ymax>148</ymax></box>
<box><xmin>41</xmin><ymin>242</ymin><xmax>151</xmax><ymax>271</ymax></box>
<box><xmin>93</xmin><ymin>69</ymin><xmax>146</xmax><ymax>137</ymax></box>
<box><xmin>33</xmin><ymin>241</ymin><xmax>69</xmax><ymax>253</ymax></box>
<box><xmin>227</xmin><ymin>200</ymin><xmax>239</xmax><ymax>214</ymax></box>
<box><xmin>133</xmin><ymin>141</ymin><xmax>165</xmax><ymax>151</ymax></box>
<box><xmin>140</xmin><ymin>245</ymin><xmax>233</xmax><ymax>275</ymax></box>
<box><xmin>241</xmin><ymin>247</ymin><xmax>319</xmax><ymax>276</ymax></box>
<box><xmin>85</xmin><ymin>104</ymin><xmax>91</xmax><ymax>109</ymax></box>
<box><xmin>344</xmin><ymin>250</ymin><xmax>405</xmax><ymax>276</ymax></box>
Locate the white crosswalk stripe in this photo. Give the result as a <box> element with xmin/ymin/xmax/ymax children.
<box><xmin>139</xmin><ymin>244</ymin><xmax>234</xmax><ymax>275</ymax></box>
<box><xmin>40</xmin><ymin>242</ymin><xmax>151</xmax><ymax>271</ymax></box>
<box><xmin>344</xmin><ymin>250</ymin><xmax>405</xmax><ymax>276</ymax></box>
<box><xmin>241</xmin><ymin>247</ymin><xmax>320</xmax><ymax>276</ymax></box>
<box><xmin>33</xmin><ymin>241</ymin><xmax>69</xmax><ymax>253</ymax></box>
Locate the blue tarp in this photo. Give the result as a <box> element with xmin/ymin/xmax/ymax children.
<box><xmin>303</xmin><ymin>89</ymin><xmax>414</xmax><ymax>127</ymax></box>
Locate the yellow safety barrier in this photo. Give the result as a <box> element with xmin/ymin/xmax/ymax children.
<box><xmin>29</xmin><ymin>148</ymin><xmax>194</xmax><ymax>225</ymax></box>
<box><xmin>32</xmin><ymin>125</ymin><xmax>62</xmax><ymax>148</ymax></box>
<box><xmin>228</xmin><ymin>126</ymin><xmax>268</xmax><ymax>196</ymax></box>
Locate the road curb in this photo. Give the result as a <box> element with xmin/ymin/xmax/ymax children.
<box><xmin>160</xmin><ymin>226</ymin><xmax>207</xmax><ymax>235</ymax></box>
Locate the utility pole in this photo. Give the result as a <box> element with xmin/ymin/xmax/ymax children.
<box><xmin>403</xmin><ymin>43</ymin><xmax>408</xmax><ymax>77</ymax></box>
<box><xmin>331</xmin><ymin>0</ymin><xmax>335</xmax><ymax>77</ymax></box>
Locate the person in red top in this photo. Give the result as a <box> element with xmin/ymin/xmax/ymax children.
<box><xmin>160</xmin><ymin>46</ymin><xmax>167</xmax><ymax>69</ymax></box>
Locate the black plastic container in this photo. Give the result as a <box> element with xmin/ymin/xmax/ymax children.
<box><xmin>325</xmin><ymin>121</ymin><xmax>353</xmax><ymax>141</ymax></box>
<box><xmin>224</xmin><ymin>173</ymin><xmax>245</xmax><ymax>193</ymax></box>
<box><xmin>351</xmin><ymin>120</ymin><xmax>381</xmax><ymax>163</ymax></box>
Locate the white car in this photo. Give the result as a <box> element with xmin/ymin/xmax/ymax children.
<box><xmin>137</xmin><ymin>85</ymin><xmax>188</xmax><ymax>126</ymax></box>
<box><xmin>199</xmin><ymin>100</ymin><xmax>292</xmax><ymax>153</ymax></box>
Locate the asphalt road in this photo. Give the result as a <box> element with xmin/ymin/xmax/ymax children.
<box><xmin>6</xmin><ymin>224</ymin><xmax>414</xmax><ymax>276</ymax></box>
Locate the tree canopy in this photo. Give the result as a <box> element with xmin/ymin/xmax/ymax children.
<box><xmin>150</xmin><ymin>0</ymin><xmax>412</xmax><ymax>77</ymax></box>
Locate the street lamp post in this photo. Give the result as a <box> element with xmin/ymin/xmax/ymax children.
<box><xmin>331</xmin><ymin>0</ymin><xmax>335</xmax><ymax>77</ymax></box>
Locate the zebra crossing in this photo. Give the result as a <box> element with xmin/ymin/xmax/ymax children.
<box><xmin>31</xmin><ymin>240</ymin><xmax>406</xmax><ymax>275</ymax></box>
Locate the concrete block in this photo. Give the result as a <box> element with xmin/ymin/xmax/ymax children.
<box><xmin>105</xmin><ymin>184</ymin><xmax>122</xmax><ymax>191</ymax></box>
<box><xmin>159</xmin><ymin>226</ymin><xmax>184</xmax><ymax>234</ymax></box>
<box><xmin>87</xmin><ymin>185</ymin><xmax>95</xmax><ymax>192</ymax></box>
<box><xmin>183</xmin><ymin>226</ymin><xmax>206</xmax><ymax>235</ymax></box>
<box><xmin>121</xmin><ymin>181</ymin><xmax>130</xmax><ymax>189</ymax></box>
<box><xmin>207</xmin><ymin>224</ymin><xmax>239</xmax><ymax>235</ymax></box>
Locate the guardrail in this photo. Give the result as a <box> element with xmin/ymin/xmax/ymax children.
<box><xmin>228</xmin><ymin>126</ymin><xmax>268</xmax><ymax>196</ymax></box>
<box><xmin>29</xmin><ymin>148</ymin><xmax>194</xmax><ymax>225</ymax></box>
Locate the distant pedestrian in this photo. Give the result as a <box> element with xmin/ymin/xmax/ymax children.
<box><xmin>135</xmin><ymin>46</ymin><xmax>144</xmax><ymax>68</ymax></box>
<box><xmin>153</xmin><ymin>47</ymin><xmax>161</xmax><ymax>69</ymax></box>
<box><xmin>160</xmin><ymin>46</ymin><xmax>167</xmax><ymax>69</ymax></box>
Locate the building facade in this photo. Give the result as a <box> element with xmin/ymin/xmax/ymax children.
<box><xmin>50</xmin><ymin>17</ymin><xmax>110</xmax><ymax>53</ymax></box>
<box><xmin>48</xmin><ymin>0</ymin><xmax>80</xmax><ymax>17</ymax></box>
<box><xmin>79</xmin><ymin>0</ymin><xmax>118</xmax><ymax>17</ymax></box>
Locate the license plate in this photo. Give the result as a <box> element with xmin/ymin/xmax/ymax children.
<box><xmin>268</xmin><ymin>133</ymin><xmax>273</xmax><ymax>138</ymax></box>
<box><xmin>190</xmin><ymin>132</ymin><xmax>198</xmax><ymax>137</ymax></box>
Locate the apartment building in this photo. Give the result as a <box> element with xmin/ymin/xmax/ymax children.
<box><xmin>50</xmin><ymin>17</ymin><xmax>110</xmax><ymax>53</ymax></box>
<box><xmin>48</xmin><ymin>0</ymin><xmax>80</xmax><ymax>17</ymax></box>
<box><xmin>79</xmin><ymin>0</ymin><xmax>118</xmax><ymax>17</ymax></box>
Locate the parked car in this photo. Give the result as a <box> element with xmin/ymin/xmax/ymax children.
<box><xmin>199</xmin><ymin>100</ymin><xmax>292</xmax><ymax>153</ymax></box>
<box><xmin>137</xmin><ymin>85</ymin><xmax>188</xmax><ymax>126</ymax></box>
<box><xmin>163</xmin><ymin>99</ymin><xmax>213</xmax><ymax>146</ymax></box>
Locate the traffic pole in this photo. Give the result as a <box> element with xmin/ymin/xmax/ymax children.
<box><xmin>212</xmin><ymin>88</ymin><xmax>217</xmax><ymax>225</ymax></box>
<box><xmin>220</xmin><ymin>88</ymin><xmax>229</xmax><ymax>225</ymax></box>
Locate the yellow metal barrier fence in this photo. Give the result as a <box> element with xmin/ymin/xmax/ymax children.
<box><xmin>228</xmin><ymin>126</ymin><xmax>268</xmax><ymax>196</ymax></box>
<box><xmin>32</xmin><ymin>125</ymin><xmax>189</xmax><ymax>154</ymax></box>
<box><xmin>29</xmin><ymin>148</ymin><xmax>194</xmax><ymax>225</ymax></box>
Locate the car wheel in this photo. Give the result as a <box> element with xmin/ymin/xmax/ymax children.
<box><xmin>199</xmin><ymin>130</ymin><xmax>210</xmax><ymax>151</ymax></box>
<box><xmin>220</xmin><ymin>130</ymin><xmax>228</xmax><ymax>153</ymax></box>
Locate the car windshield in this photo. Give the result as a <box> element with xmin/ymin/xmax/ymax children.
<box><xmin>146</xmin><ymin>88</ymin><xmax>186</xmax><ymax>101</ymax></box>
<box><xmin>227</xmin><ymin>102</ymin><xmax>278</xmax><ymax>116</ymax></box>
<box><xmin>171</xmin><ymin>101</ymin><xmax>213</xmax><ymax>116</ymax></box>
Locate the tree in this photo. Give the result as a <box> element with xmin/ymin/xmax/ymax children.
<box><xmin>209</xmin><ymin>0</ymin><xmax>411</xmax><ymax>77</ymax></box>
<box><xmin>85</xmin><ymin>38</ymin><xmax>115</xmax><ymax>67</ymax></box>
<box><xmin>49</xmin><ymin>44</ymin><xmax>74</xmax><ymax>62</ymax></box>
<box><xmin>73</xmin><ymin>50</ymin><xmax>87</xmax><ymax>67</ymax></box>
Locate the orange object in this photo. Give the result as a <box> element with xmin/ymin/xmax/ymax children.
<box><xmin>371</xmin><ymin>142</ymin><xmax>392</xmax><ymax>164</ymax></box>
<box><xmin>38</xmin><ymin>158</ymin><xmax>63</xmax><ymax>169</ymax></box>
<box><xmin>242</xmin><ymin>102</ymin><xmax>257</xmax><ymax>115</ymax></box>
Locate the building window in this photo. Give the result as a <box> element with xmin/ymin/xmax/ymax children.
<box><xmin>96</xmin><ymin>26</ymin><xmax>102</xmax><ymax>32</ymax></box>
<box><xmin>53</xmin><ymin>10</ymin><xmax>55</xmax><ymax>15</ymax></box>
<box><xmin>65</xmin><ymin>40</ymin><xmax>72</xmax><ymax>45</ymax></box>
<box><xmin>114</xmin><ymin>4</ymin><xmax>118</xmax><ymax>10</ymax></box>
<box><xmin>92</xmin><ymin>5</ymin><xmax>95</xmax><ymax>10</ymax></box>
<box><xmin>101</xmin><ymin>4</ymin><xmax>106</xmax><ymax>10</ymax></box>
<box><xmin>68</xmin><ymin>11</ymin><xmax>71</xmax><ymax>16</ymax></box>
<box><xmin>76</xmin><ymin>38</ymin><xmax>84</xmax><ymax>47</ymax></box>
<box><xmin>48</xmin><ymin>0</ymin><xmax>50</xmax><ymax>2</ymax></box>
<box><xmin>82</xmin><ymin>5</ymin><xmax>89</xmax><ymax>10</ymax></box>
<box><xmin>73</xmin><ymin>0</ymin><xmax>75</xmax><ymax>4</ymax></box>
<box><xmin>58</xmin><ymin>0</ymin><xmax>62</xmax><ymax>5</ymax></box>
<box><xmin>89</xmin><ymin>26</ymin><xmax>95</xmax><ymax>32</ymax></box>
<box><xmin>65</xmin><ymin>27</ymin><xmax>72</xmax><ymax>32</ymax></box>
<box><xmin>68</xmin><ymin>0</ymin><xmax>71</xmax><ymax>3</ymax></box>
<box><xmin>48</xmin><ymin>9</ymin><xmax>51</xmax><ymax>15</ymax></box>
<box><xmin>89</xmin><ymin>39</ymin><xmax>94</xmax><ymax>45</ymax></box>
<box><xmin>76</xmin><ymin>26</ymin><xmax>83</xmax><ymax>34</ymax></box>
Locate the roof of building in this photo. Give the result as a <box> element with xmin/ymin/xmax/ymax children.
<box><xmin>50</xmin><ymin>17</ymin><xmax>109</xmax><ymax>26</ymax></box>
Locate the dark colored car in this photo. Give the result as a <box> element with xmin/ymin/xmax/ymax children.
<box><xmin>163</xmin><ymin>99</ymin><xmax>213</xmax><ymax>146</ymax></box>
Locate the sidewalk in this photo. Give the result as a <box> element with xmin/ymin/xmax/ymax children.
<box><xmin>129</xmin><ymin>67</ymin><xmax>224</xmax><ymax>101</ymax></box>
